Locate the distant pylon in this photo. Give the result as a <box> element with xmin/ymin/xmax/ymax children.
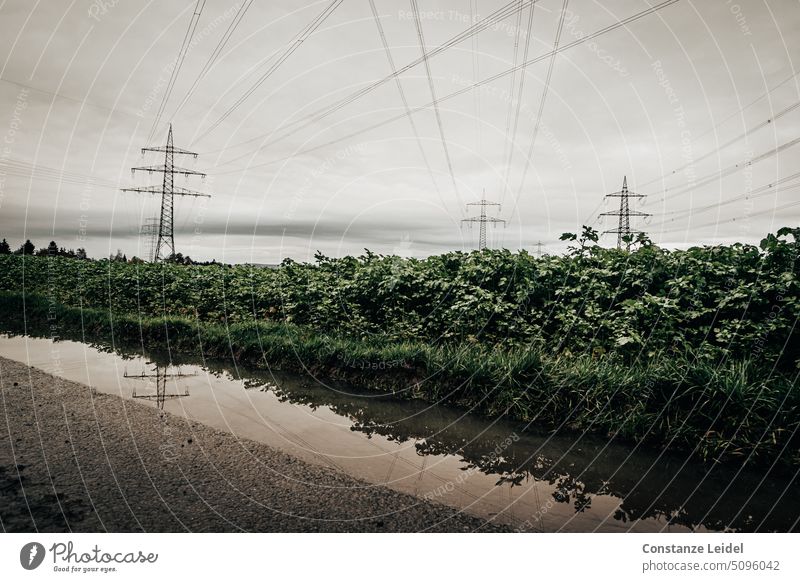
<box><xmin>140</xmin><ymin>217</ymin><xmax>159</xmax><ymax>263</ymax></box>
<box><xmin>462</xmin><ymin>190</ymin><xmax>505</xmax><ymax>250</ymax></box>
<box><xmin>122</xmin><ymin>124</ymin><xmax>210</xmax><ymax>261</ymax></box>
<box><xmin>535</xmin><ymin>241</ymin><xmax>544</xmax><ymax>257</ymax></box>
<box><xmin>599</xmin><ymin>176</ymin><xmax>650</xmax><ymax>250</ymax></box>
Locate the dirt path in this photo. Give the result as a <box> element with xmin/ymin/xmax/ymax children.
<box><xmin>0</xmin><ymin>356</ymin><xmax>505</xmax><ymax>532</ymax></box>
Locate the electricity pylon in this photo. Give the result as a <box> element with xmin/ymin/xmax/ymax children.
<box><xmin>122</xmin><ymin>124</ymin><xmax>210</xmax><ymax>261</ymax></box>
<box><xmin>462</xmin><ymin>190</ymin><xmax>505</xmax><ymax>250</ymax></box>
<box><xmin>599</xmin><ymin>176</ymin><xmax>650</xmax><ymax>250</ymax></box>
<box><xmin>124</xmin><ymin>364</ymin><xmax>193</xmax><ymax>410</ymax></box>
<box><xmin>140</xmin><ymin>217</ymin><xmax>159</xmax><ymax>263</ymax></box>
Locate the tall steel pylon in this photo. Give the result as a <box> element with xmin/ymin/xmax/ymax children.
<box><xmin>122</xmin><ymin>125</ymin><xmax>210</xmax><ymax>261</ymax></box>
<box><xmin>599</xmin><ymin>176</ymin><xmax>650</xmax><ymax>250</ymax></box>
<box><xmin>462</xmin><ymin>190</ymin><xmax>505</xmax><ymax>250</ymax></box>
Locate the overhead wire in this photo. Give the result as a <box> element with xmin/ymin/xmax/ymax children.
<box><xmin>470</xmin><ymin>0</ymin><xmax>481</xmax><ymax>156</ymax></box>
<box><xmin>146</xmin><ymin>0</ymin><xmax>206</xmax><ymax>144</ymax></box>
<box><xmin>409</xmin><ymin>0</ymin><xmax>460</xmax><ymax>201</ymax></box>
<box><xmin>640</xmin><ymin>99</ymin><xmax>800</xmax><ymax>189</ymax></box>
<box><xmin>658</xmin><ymin>199</ymin><xmax>800</xmax><ymax>234</ymax></box>
<box><xmin>206</xmin><ymin>0</ymin><xmax>541</xmax><ymax>162</ymax></box>
<box><xmin>367</xmin><ymin>0</ymin><xmax>443</xmax><ymax>199</ymax></box>
<box><xmin>506</xmin><ymin>0</ymin><xmax>569</xmax><ymax>207</ymax></box>
<box><xmin>647</xmin><ymin>172</ymin><xmax>800</xmax><ymax>230</ymax></box>
<box><xmin>168</xmin><ymin>0</ymin><xmax>257</xmax><ymax>119</ymax></box>
<box><xmin>502</xmin><ymin>1</ymin><xmax>536</xmax><ymax>198</ymax></box>
<box><xmin>194</xmin><ymin>0</ymin><xmax>343</xmax><ymax>143</ymax></box>
<box><xmin>644</xmin><ymin>135</ymin><xmax>800</xmax><ymax>205</ymax></box>
<box><xmin>208</xmin><ymin>0</ymin><xmax>680</xmax><ymax>176</ymax></box>
<box><xmin>500</xmin><ymin>0</ymin><xmax>526</xmax><ymax>193</ymax></box>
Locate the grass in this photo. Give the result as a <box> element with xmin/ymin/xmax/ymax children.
<box><xmin>1</xmin><ymin>291</ymin><xmax>797</xmax><ymax>470</ymax></box>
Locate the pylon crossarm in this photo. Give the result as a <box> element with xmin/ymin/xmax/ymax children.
<box><xmin>605</xmin><ymin>191</ymin><xmax>646</xmax><ymax>198</ymax></box>
<box><xmin>141</xmin><ymin>146</ymin><xmax>199</xmax><ymax>157</ymax></box>
<box><xmin>121</xmin><ymin>185</ymin><xmax>210</xmax><ymax>197</ymax></box>
<box><xmin>131</xmin><ymin>165</ymin><xmax>206</xmax><ymax>177</ymax></box>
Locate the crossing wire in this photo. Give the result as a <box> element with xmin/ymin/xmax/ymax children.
<box><xmin>147</xmin><ymin>0</ymin><xmax>206</xmax><ymax>144</ymax></box>
<box><xmin>410</xmin><ymin>0</ymin><xmax>461</xmax><ymax>201</ymax></box>
<box><xmin>207</xmin><ymin>0</ymin><xmax>541</xmax><ymax>161</ymax></box>
<box><xmin>209</xmin><ymin>0</ymin><xmax>680</xmax><ymax>176</ymax></box>
<box><xmin>470</xmin><ymin>0</ymin><xmax>481</xmax><ymax>156</ymax></box>
<box><xmin>194</xmin><ymin>0</ymin><xmax>343</xmax><ymax>142</ymax></box>
<box><xmin>506</xmin><ymin>0</ymin><xmax>569</xmax><ymax>207</ymax></box>
<box><xmin>500</xmin><ymin>0</ymin><xmax>526</xmax><ymax>192</ymax></box>
<box><xmin>647</xmin><ymin>172</ymin><xmax>800</xmax><ymax>230</ymax></box>
<box><xmin>641</xmin><ymin>99</ymin><xmax>800</xmax><ymax>189</ymax></box>
<box><xmin>644</xmin><ymin>135</ymin><xmax>800</xmax><ymax>205</ymax></box>
<box><xmin>0</xmin><ymin>158</ymin><xmax>120</xmax><ymax>189</ymax></box>
<box><xmin>168</xmin><ymin>0</ymin><xmax>257</xmax><ymax>120</ymax></box>
<box><xmin>658</xmin><ymin>199</ymin><xmax>800</xmax><ymax>234</ymax></box>
<box><xmin>640</xmin><ymin>69</ymin><xmax>800</xmax><ymax>189</ymax></box>
<box><xmin>502</xmin><ymin>1</ymin><xmax>536</xmax><ymax>198</ymax></box>
<box><xmin>367</xmin><ymin>0</ymin><xmax>444</xmax><ymax>201</ymax></box>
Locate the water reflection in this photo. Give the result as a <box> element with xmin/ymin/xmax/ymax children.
<box><xmin>225</xmin><ymin>363</ymin><xmax>798</xmax><ymax>533</ymax></box>
<box><xmin>124</xmin><ymin>363</ymin><xmax>192</xmax><ymax>410</ymax></box>
<box><xmin>0</xmin><ymin>331</ymin><xmax>797</xmax><ymax>532</ymax></box>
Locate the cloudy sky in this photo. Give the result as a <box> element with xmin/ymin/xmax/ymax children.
<box><xmin>0</xmin><ymin>0</ymin><xmax>798</xmax><ymax>263</ymax></box>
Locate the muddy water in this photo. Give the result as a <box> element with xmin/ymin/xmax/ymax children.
<box><xmin>0</xmin><ymin>334</ymin><xmax>797</xmax><ymax>532</ymax></box>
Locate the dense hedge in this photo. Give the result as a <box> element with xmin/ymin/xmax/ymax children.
<box><xmin>2</xmin><ymin>227</ymin><xmax>798</xmax><ymax>368</ymax></box>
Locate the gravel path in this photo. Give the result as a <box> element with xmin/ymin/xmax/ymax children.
<box><xmin>0</xmin><ymin>356</ymin><xmax>506</xmax><ymax>532</ymax></box>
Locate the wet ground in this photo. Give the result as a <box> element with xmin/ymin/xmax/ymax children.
<box><xmin>1</xmin><ymin>334</ymin><xmax>797</xmax><ymax>532</ymax></box>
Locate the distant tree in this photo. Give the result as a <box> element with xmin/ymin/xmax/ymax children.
<box><xmin>110</xmin><ymin>249</ymin><xmax>125</xmax><ymax>262</ymax></box>
<box><xmin>14</xmin><ymin>240</ymin><xmax>35</xmax><ymax>255</ymax></box>
<box><xmin>76</xmin><ymin>248</ymin><xmax>88</xmax><ymax>260</ymax></box>
<box><xmin>47</xmin><ymin>241</ymin><xmax>58</xmax><ymax>256</ymax></box>
<box><xmin>0</xmin><ymin>239</ymin><xmax>10</xmax><ymax>254</ymax></box>
<box><xmin>167</xmin><ymin>252</ymin><xmax>186</xmax><ymax>265</ymax></box>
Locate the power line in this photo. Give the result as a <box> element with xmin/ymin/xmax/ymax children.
<box><xmin>207</xmin><ymin>0</ymin><xmax>541</xmax><ymax>163</ymax></box>
<box><xmin>409</xmin><ymin>0</ymin><xmax>460</xmax><ymax>202</ymax></box>
<box><xmin>209</xmin><ymin>0</ymin><xmax>679</xmax><ymax>176</ymax></box>
<box><xmin>194</xmin><ymin>0</ymin><xmax>343</xmax><ymax>142</ymax></box>
<box><xmin>168</xmin><ymin>0</ymin><xmax>256</xmax><ymax>120</ymax></box>
<box><xmin>645</xmin><ymin>135</ymin><xmax>800</xmax><ymax>205</ymax></box>
<box><xmin>658</xmin><ymin>199</ymin><xmax>800</xmax><ymax>234</ymax></box>
<box><xmin>508</xmin><ymin>0</ymin><xmax>569</xmax><ymax>206</ymax></box>
<box><xmin>500</xmin><ymin>0</ymin><xmax>526</xmax><ymax>191</ymax></box>
<box><xmin>470</xmin><ymin>0</ymin><xmax>481</xmax><ymax>156</ymax></box>
<box><xmin>0</xmin><ymin>158</ymin><xmax>119</xmax><ymax>189</ymax></box>
<box><xmin>682</xmin><ymin>69</ymin><xmax>800</xmax><ymax>148</ymax></box>
<box><xmin>146</xmin><ymin>0</ymin><xmax>207</xmax><ymax>144</ymax></box>
<box><xmin>502</xmin><ymin>1</ymin><xmax>536</xmax><ymax>198</ymax></box>
<box><xmin>647</xmin><ymin>172</ymin><xmax>800</xmax><ymax>230</ymax></box>
<box><xmin>367</xmin><ymin>0</ymin><xmax>442</xmax><ymax>200</ymax></box>
<box><xmin>640</xmin><ymin>99</ymin><xmax>800</xmax><ymax>189</ymax></box>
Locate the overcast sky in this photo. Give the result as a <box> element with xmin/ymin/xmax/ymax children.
<box><xmin>0</xmin><ymin>0</ymin><xmax>798</xmax><ymax>263</ymax></box>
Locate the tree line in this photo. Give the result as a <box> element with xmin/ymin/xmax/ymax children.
<box><xmin>0</xmin><ymin>237</ymin><xmax>218</xmax><ymax>265</ymax></box>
